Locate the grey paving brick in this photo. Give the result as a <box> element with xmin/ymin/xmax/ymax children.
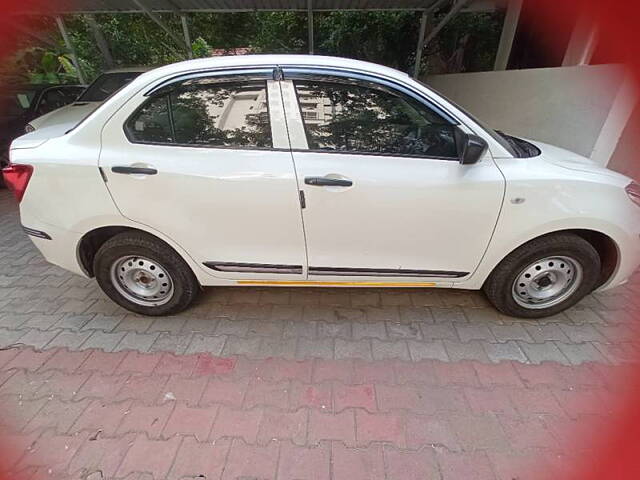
<box><xmin>350</xmin><ymin>291</ymin><xmax>380</xmax><ymax>307</ymax></box>
<box><xmin>380</xmin><ymin>291</ymin><xmax>412</xmax><ymax>306</ymax></box>
<box><xmin>54</xmin><ymin>299</ymin><xmax>95</xmax><ymax>315</ymax></box>
<box><xmin>419</xmin><ymin>322</ymin><xmax>459</xmax><ymax>341</ymax></box>
<box><xmin>524</xmin><ymin>324</ymin><xmax>570</xmax><ymax>342</ymax></box>
<box><xmin>259</xmin><ymin>289</ymin><xmax>291</xmax><ymax>305</ymax></box>
<box><xmin>222</xmin><ymin>335</ymin><xmax>263</xmax><ymax>357</ymax></box>
<box><xmin>229</xmin><ymin>288</ymin><xmax>262</xmax><ymax>304</ymax></box>
<box><xmin>284</xmin><ymin>320</ymin><xmax>317</xmax><ymax>339</ymax></box>
<box><xmin>246</xmin><ymin>319</ymin><xmax>284</xmax><ymax>337</ymax></box>
<box><xmin>215</xmin><ymin>319</ymin><xmax>249</xmax><ymax>337</ymax></box>
<box><xmin>81</xmin><ymin>314</ymin><xmax>124</xmax><ymax>332</ymax></box>
<box><xmin>84</xmin><ymin>299</ymin><xmax>128</xmax><ymax>316</ymax></box>
<box><xmin>288</xmin><ymin>290</ymin><xmax>321</xmax><ymax>306</ymax></box>
<box><xmin>564</xmin><ymin>306</ymin><xmax>605</xmax><ymax>324</ymax></box>
<box><xmin>443</xmin><ymin>340</ymin><xmax>490</xmax><ymax>362</ymax></box>
<box><xmin>295</xmin><ymin>337</ymin><xmax>334</xmax><ymax>360</ymax></box>
<box><xmin>237</xmin><ymin>304</ymin><xmax>271</xmax><ymax>320</ymax></box>
<box><xmin>318</xmin><ymin>321</ymin><xmax>351</xmax><ymax>339</ymax></box>
<box><xmin>53</xmin><ymin>314</ymin><xmax>94</xmax><ymax>331</ymax></box>
<box><xmin>455</xmin><ymin>324</ymin><xmax>496</xmax><ymax>343</ymax></box>
<box><xmin>150</xmin><ymin>333</ymin><xmax>193</xmax><ymax>354</ymax></box>
<box><xmin>270</xmin><ymin>305</ymin><xmax>304</xmax><ymax>321</ymax></box>
<box><xmin>430</xmin><ymin>307</ymin><xmax>467</xmax><ymax>323</ymax></box>
<box><xmin>45</xmin><ymin>330</ymin><xmax>93</xmax><ymax>349</ymax></box>
<box><xmin>334</xmin><ymin>308</ymin><xmax>366</xmax><ymax>322</ymax></box>
<box><xmin>112</xmin><ymin>314</ymin><xmax>154</xmax><ymax>333</ymax></box>
<box><xmin>352</xmin><ymin>322</ymin><xmax>387</xmax><ymax>340</ymax></box>
<box><xmin>462</xmin><ymin>307</ymin><xmax>502</xmax><ymax>323</ymax></box>
<box><xmin>482</xmin><ymin>341</ymin><xmax>528</xmax><ymax>363</ymax></box>
<box><xmin>0</xmin><ymin>328</ymin><xmax>27</xmax><ymax>348</ymax></box>
<box><xmin>319</xmin><ymin>291</ymin><xmax>351</xmax><ymax>306</ymax></box>
<box><xmin>116</xmin><ymin>332</ymin><xmax>161</xmax><ymax>353</ymax></box>
<box><xmin>407</xmin><ymin>340</ymin><xmax>449</xmax><ymax>362</ymax></box>
<box><xmin>18</xmin><ymin>329</ymin><xmax>62</xmax><ymax>349</ymax></box>
<box><xmin>335</xmin><ymin>338</ymin><xmax>373</xmax><ymax>361</ymax></box>
<box><xmin>398</xmin><ymin>306</ymin><xmax>433</xmax><ymax>324</ymax></box>
<box><xmin>181</xmin><ymin>317</ymin><xmax>219</xmax><ymax>335</ymax></box>
<box><xmin>518</xmin><ymin>341</ymin><xmax>570</xmax><ymax>365</ymax></box>
<box><xmin>371</xmin><ymin>339</ymin><xmax>410</xmax><ymax>361</ymax></box>
<box><xmin>0</xmin><ymin>313</ymin><xmax>30</xmax><ymax>329</ymax></box>
<box><xmin>409</xmin><ymin>290</ymin><xmax>444</xmax><ymax>307</ymax></box>
<box><xmin>185</xmin><ymin>334</ymin><xmax>227</xmax><ymax>355</ymax></box>
<box><xmin>257</xmin><ymin>337</ymin><xmax>297</xmax><ymax>359</ymax></box>
<box><xmin>386</xmin><ymin>322</ymin><xmax>421</xmax><ymax>340</ymax></box>
<box><xmin>80</xmin><ymin>330</ymin><xmax>127</xmax><ymax>352</ymax></box>
<box><xmin>558</xmin><ymin>324</ymin><xmax>607</xmax><ymax>343</ymax></box>
<box><xmin>489</xmin><ymin>324</ymin><xmax>533</xmax><ymax>343</ymax></box>
<box><xmin>364</xmin><ymin>306</ymin><xmax>400</xmax><ymax>323</ymax></box>
<box><xmin>303</xmin><ymin>305</ymin><xmax>339</xmax><ymax>322</ymax></box>
<box><xmin>593</xmin><ymin>342</ymin><xmax>640</xmax><ymax>364</ymax></box>
<box><xmin>556</xmin><ymin>342</ymin><xmax>610</xmax><ymax>365</ymax></box>
<box><xmin>147</xmin><ymin>317</ymin><xmax>187</xmax><ymax>335</ymax></box>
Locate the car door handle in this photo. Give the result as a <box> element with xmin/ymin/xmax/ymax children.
<box><xmin>111</xmin><ymin>166</ymin><xmax>158</xmax><ymax>175</ymax></box>
<box><xmin>304</xmin><ymin>176</ymin><xmax>353</xmax><ymax>187</ymax></box>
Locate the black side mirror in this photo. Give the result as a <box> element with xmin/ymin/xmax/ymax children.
<box><xmin>455</xmin><ymin>129</ymin><xmax>488</xmax><ymax>165</ymax></box>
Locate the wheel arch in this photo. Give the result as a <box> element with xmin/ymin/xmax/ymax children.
<box><xmin>482</xmin><ymin>228</ymin><xmax>619</xmax><ymax>289</ymax></box>
<box><xmin>77</xmin><ymin>225</ymin><xmax>203</xmax><ymax>282</ymax></box>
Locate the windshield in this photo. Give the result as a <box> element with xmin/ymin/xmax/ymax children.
<box><xmin>0</xmin><ymin>89</ymin><xmax>38</xmax><ymax>117</ymax></box>
<box><xmin>77</xmin><ymin>71</ymin><xmax>142</xmax><ymax>102</ymax></box>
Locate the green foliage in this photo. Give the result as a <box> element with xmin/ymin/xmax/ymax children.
<box><xmin>5</xmin><ymin>6</ymin><xmax>505</xmax><ymax>85</ymax></box>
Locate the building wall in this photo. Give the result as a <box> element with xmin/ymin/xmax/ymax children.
<box><xmin>424</xmin><ymin>64</ymin><xmax>625</xmax><ymax>158</ymax></box>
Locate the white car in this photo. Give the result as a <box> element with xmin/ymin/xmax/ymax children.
<box><xmin>4</xmin><ymin>55</ymin><xmax>640</xmax><ymax>318</ymax></box>
<box><xmin>26</xmin><ymin>67</ymin><xmax>149</xmax><ymax>132</ymax></box>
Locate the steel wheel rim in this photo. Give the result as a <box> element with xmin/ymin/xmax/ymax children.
<box><xmin>110</xmin><ymin>256</ymin><xmax>174</xmax><ymax>306</ymax></box>
<box><xmin>512</xmin><ymin>256</ymin><xmax>583</xmax><ymax>309</ymax></box>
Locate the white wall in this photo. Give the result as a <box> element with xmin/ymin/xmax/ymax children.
<box><xmin>425</xmin><ymin>64</ymin><xmax>626</xmax><ymax>157</ymax></box>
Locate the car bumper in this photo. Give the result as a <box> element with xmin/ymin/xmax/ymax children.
<box><xmin>23</xmin><ymin>220</ymin><xmax>88</xmax><ymax>278</ymax></box>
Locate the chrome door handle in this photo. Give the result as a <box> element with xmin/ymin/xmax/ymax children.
<box><xmin>112</xmin><ymin>166</ymin><xmax>158</xmax><ymax>175</ymax></box>
<box><xmin>304</xmin><ymin>176</ymin><xmax>353</xmax><ymax>187</ymax></box>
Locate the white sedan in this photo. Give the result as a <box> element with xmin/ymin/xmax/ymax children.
<box><xmin>4</xmin><ymin>55</ymin><xmax>640</xmax><ymax>318</ymax></box>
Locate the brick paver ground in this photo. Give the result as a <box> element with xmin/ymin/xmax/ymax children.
<box><xmin>1</xmin><ymin>188</ymin><xmax>639</xmax><ymax>479</ymax></box>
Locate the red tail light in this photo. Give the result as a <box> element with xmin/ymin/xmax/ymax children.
<box><xmin>2</xmin><ymin>164</ymin><xmax>33</xmax><ymax>203</ymax></box>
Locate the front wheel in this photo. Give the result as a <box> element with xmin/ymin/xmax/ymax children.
<box><xmin>94</xmin><ymin>231</ymin><xmax>200</xmax><ymax>316</ymax></box>
<box><xmin>483</xmin><ymin>233</ymin><xmax>601</xmax><ymax>318</ymax></box>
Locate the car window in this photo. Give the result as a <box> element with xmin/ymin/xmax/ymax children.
<box><xmin>78</xmin><ymin>72</ymin><xmax>142</xmax><ymax>102</ymax></box>
<box><xmin>294</xmin><ymin>80</ymin><xmax>457</xmax><ymax>158</ymax></box>
<box><xmin>35</xmin><ymin>88</ymin><xmax>80</xmax><ymax>115</ymax></box>
<box><xmin>125</xmin><ymin>80</ymin><xmax>272</xmax><ymax>148</ymax></box>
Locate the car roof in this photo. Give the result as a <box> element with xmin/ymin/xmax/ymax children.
<box><xmin>101</xmin><ymin>67</ymin><xmax>154</xmax><ymax>74</ymax></box>
<box><xmin>137</xmin><ymin>55</ymin><xmax>409</xmax><ymax>83</ymax></box>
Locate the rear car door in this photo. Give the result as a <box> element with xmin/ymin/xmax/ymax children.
<box><xmin>280</xmin><ymin>69</ymin><xmax>505</xmax><ymax>284</ymax></box>
<box><xmin>99</xmin><ymin>70</ymin><xmax>307</xmax><ymax>281</ymax></box>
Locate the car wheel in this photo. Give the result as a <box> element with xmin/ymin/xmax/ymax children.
<box><xmin>483</xmin><ymin>233</ymin><xmax>601</xmax><ymax>318</ymax></box>
<box><xmin>93</xmin><ymin>231</ymin><xmax>200</xmax><ymax>316</ymax></box>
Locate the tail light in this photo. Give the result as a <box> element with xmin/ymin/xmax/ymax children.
<box><xmin>2</xmin><ymin>164</ymin><xmax>33</xmax><ymax>203</ymax></box>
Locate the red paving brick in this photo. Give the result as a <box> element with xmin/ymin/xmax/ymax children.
<box><xmin>0</xmin><ymin>345</ymin><xmax>625</xmax><ymax>479</ymax></box>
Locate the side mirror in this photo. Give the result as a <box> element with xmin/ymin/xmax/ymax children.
<box><xmin>455</xmin><ymin>130</ymin><xmax>488</xmax><ymax>165</ymax></box>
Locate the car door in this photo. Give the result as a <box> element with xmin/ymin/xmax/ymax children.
<box><xmin>280</xmin><ymin>70</ymin><xmax>505</xmax><ymax>283</ymax></box>
<box><xmin>99</xmin><ymin>70</ymin><xmax>307</xmax><ymax>281</ymax></box>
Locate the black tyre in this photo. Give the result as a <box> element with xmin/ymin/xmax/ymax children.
<box><xmin>483</xmin><ymin>233</ymin><xmax>601</xmax><ymax>318</ymax></box>
<box><xmin>94</xmin><ymin>231</ymin><xmax>200</xmax><ymax>316</ymax></box>
<box><xmin>0</xmin><ymin>153</ymin><xmax>8</xmax><ymax>189</ymax></box>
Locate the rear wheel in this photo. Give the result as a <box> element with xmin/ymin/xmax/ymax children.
<box><xmin>93</xmin><ymin>231</ymin><xmax>200</xmax><ymax>316</ymax></box>
<box><xmin>483</xmin><ymin>233</ymin><xmax>600</xmax><ymax>318</ymax></box>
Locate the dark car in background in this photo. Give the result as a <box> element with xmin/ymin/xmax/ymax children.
<box><xmin>0</xmin><ymin>83</ymin><xmax>85</xmax><ymax>185</ymax></box>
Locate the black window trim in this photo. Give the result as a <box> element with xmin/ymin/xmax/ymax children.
<box><xmin>124</xmin><ymin>73</ymin><xmax>276</xmax><ymax>150</ymax></box>
<box><xmin>284</xmin><ymin>67</ymin><xmax>462</xmax><ymax>161</ymax></box>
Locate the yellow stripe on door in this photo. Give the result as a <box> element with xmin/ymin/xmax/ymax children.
<box><xmin>236</xmin><ymin>280</ymin><xmax>437</xmax><ymax>287</ymax></box>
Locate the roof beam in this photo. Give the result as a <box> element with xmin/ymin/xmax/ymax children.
<box><xmin>55</xmin><ymin>16</ymin><xmax>87</xmax><ymax>84</ymax></box>
<box><xmin>308</xmin><ymin>0</ymin><xmax>314</xmax><ymax>54</ymax></box>
<box><xmin>180</xmin><ymin>14</ymin><xmax>193</xmax><ymax>59</ymax></box>
<box><xmin>132</xmin><ymin>0</ymin><xmax>190</xmax><ymax>57</ymax></box>
<box><xmin>493</xmin><ymin>0</ymin><xmax>522</xmax><ymax>70</ymax></box>
<box><xmin>421</xmin><ymin>0</ymin><xmax>471</xmax><ymax>51</ymax></box>
<box><xmin>85</xmin><ymin>14</ymin><xmax>114</xmax><ymax>69</ymax></box>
